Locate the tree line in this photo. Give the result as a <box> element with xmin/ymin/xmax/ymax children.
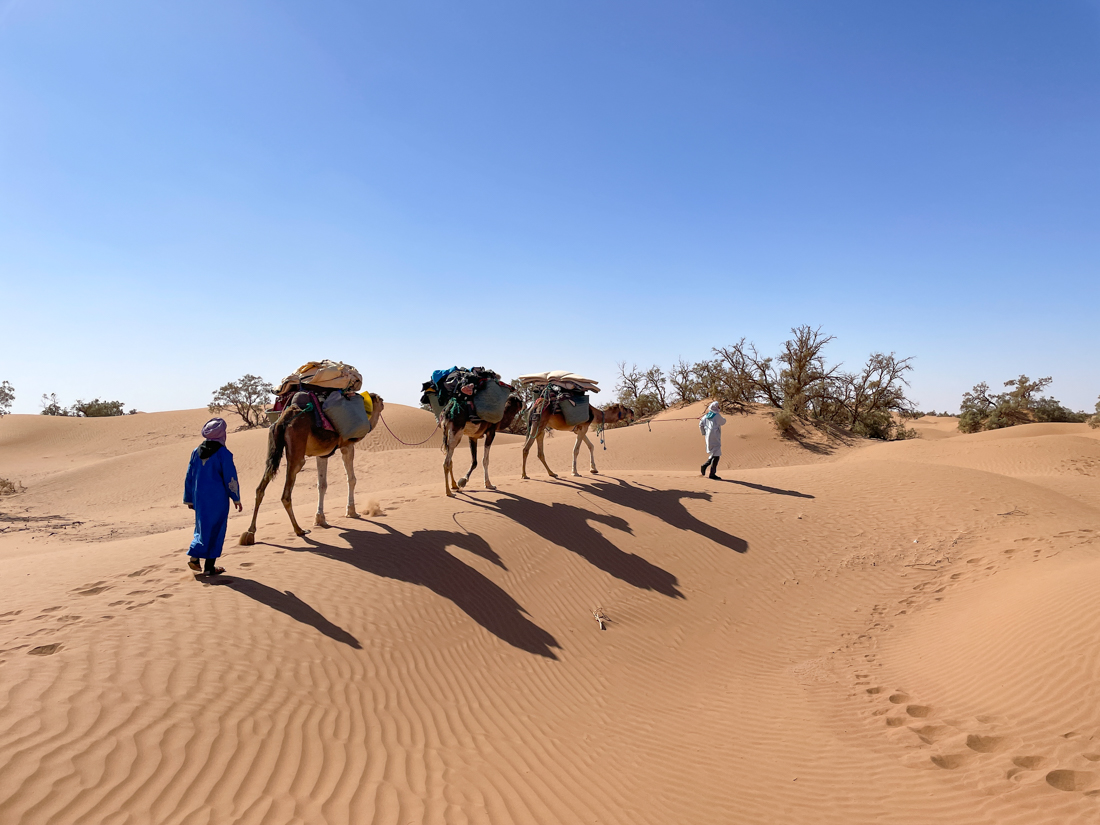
<box><xmin>614</xmin><ymin>325</ymin><xmax>1099</xmax><ymax>438</ymax></box>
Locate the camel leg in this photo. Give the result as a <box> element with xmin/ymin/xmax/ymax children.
<box><xmin>314</xmin><ymin>455</ymin><xmax>330</xmax><ymax>527</ymax></box>
<box><xmin>282</xmin><ymin>455</ymin><xmax>309</xmax><ymax>537</ymax></box>
<box><xmin>443</xmin><ymin>427</ymin><xmax>459</xmax><ymax>497</ymax></box>
<box><xmin>582</xmin><ymin>431</ymin><xmax>599</xmax><ymax>473</ymax></box>
<box><xmin>241</xmin><ymin>474</ymin><xmax>271</xmax><ymax>545</ymax></box>
<box><xmin>571</xmin><ymin>428</ymin><xmax>585</xmax><ymax>476</ymax></box>
<box><xmin>521</xmin><ymin>427</ymin><xmax>536</xmax><ymax>480</ymax></box>
<box><xmin>535</xmin><ymin>430</ymin><xmax>557</xmax><ymax>478</ymax></box>
<box><xmin>342</xmin><ymin>444</ymin><xmax>359</xmax><ymax>517</ymax></box>
<box><xmin>458</xmin><ymin>436</ymin><xmax>477</xmax><ymax>489</ymax></box>
<box><xmin>482</xmin><ymin>429</ymin><xmax>496</xmax><ymax>490</ymax></box>
<box><xmin>521</xmin><ymin>409</ymin><xmax>546</xmax><ymax>480</ymax></box>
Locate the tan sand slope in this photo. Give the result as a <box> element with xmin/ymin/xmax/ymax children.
<box><xmin>1</xmin><ymin>407</ymin><xmax>1099</xmax><ymax>824</ymax></box>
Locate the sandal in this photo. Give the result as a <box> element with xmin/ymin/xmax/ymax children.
<box><xmin>205</xmin><ymin>566</ymin><xmax>225</xmax><ymax>576</ymax></box>
<box><xmin>187</xmin><ymin>559</ymin><xmax>202</xmax><ymax>572</ymax></box>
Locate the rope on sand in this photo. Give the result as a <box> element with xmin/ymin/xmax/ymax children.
<box><xmin>378</xmin><ymin>413</ymin><xmax>440</xmax><ymax>446</ymax></box>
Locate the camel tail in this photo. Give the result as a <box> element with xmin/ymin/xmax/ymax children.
<box><xmin>264</xmin><ymin>411</ymin><xmax>289</xmax><ymax>482</ymax></box>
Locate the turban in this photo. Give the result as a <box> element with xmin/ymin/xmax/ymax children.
<box><xmin>202</xmin><ymin>418</ymin><xmax>227</xmax><ymax>445</ymax></box>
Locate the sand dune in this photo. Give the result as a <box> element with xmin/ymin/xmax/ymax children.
<box><xmin>2</xmin><ymin>406</ymin><xmax>1099</xmax><ymax>824</ymax></box>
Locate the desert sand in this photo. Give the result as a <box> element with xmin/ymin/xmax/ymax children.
<box><xmin>2</xmin><ymin>402</ymin><xmax>1100</xmax><ymax>824</ymax></box>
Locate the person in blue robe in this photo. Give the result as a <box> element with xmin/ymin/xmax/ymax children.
<box><xmin>184</xmin><ymin>418</ymin><xmax>242</xmax><ymax>575</ymax></box>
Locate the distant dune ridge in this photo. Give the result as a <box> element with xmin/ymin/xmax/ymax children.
<box><xmin>2</xmin><ymin>403</ymin><xmax>1100</xmax><ymax>824</ymax></box>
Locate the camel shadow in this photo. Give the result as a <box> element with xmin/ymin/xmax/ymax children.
<box><xmin>468</xmin><ymin>491</ymin><xmax>684</xmax><ymax>599</ymax></box>
<box><xmin>205</xmin><ymin>576</ymin><xmax>361</xmax><ymax>648</ymax></box>
<box><xmin>289</xmin><ymin>522</ymin><xmax>561</xmax><ymax>659</ymax></box>
<box><xmin>577</xmin><ymin>478</ymin><xmax>749</xmax><ymax>554</ymax></box>
<box><xmin>718</xmin><ymin>478</ymin><xmax>814</xmax><ymax>498</ymax></box>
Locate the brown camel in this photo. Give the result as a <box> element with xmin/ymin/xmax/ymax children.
<box><xmin>441</xmin><ymin>394</ymin><xmax>523</xmax><ymax>497</ymax></box>
<box><xmin>239</xmin><ymin>391</ymin><xmax>383</xmax><ymax>544</ymax></box>
<box><xmin>521</xmin><ymin>400</ymin><xmax>635</xmax><ymax>479</ymax></box>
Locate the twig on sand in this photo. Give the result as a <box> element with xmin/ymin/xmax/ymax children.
<box><xmin>997</xmin><ymin>506</ymin><xmax>1026</xmax><ymax>517</ymax></box>
<box><xmin>593</xmin><ymin>607</ymin><xmax>608</xmax><ymax>631</ymax></box>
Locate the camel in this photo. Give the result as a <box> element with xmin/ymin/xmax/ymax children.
<box><xmin>440</xmin><ymin>394</ymin><xmax>523</xmax><ymax>497</ymax></box>
<box><xmin>239</xmin><ymin>391</ymin><xmax>384</xmax><ymax>544</ymax></box>
<box><xmin>521</xmin><ymin>399</ymin><xmax>635</xmax><ymax>479</ymax></box>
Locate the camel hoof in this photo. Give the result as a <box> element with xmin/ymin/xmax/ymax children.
<box><xmin>572</xmin><ymin>472</ymin><xmax>582</xmax><ymax>477</ymax></box>
<box><xmin>548</xmin><ymin>472</ymin><xmax>558</xmax><ymax>479</ymax></box>
<box><xmin>445</xmin><ymin>489</ymin><xmax>455</xmax><ymax>498</ymax></box>
<box><xmin>314</xmin><ymin>515</ymin><xmax>330</xmax><ymax>528</ymax></box>
<box><xmin>457</xmin><ymin>478</ymin><xmax>468</xmax><ymax>489</ymax></box>
<box><xmin>346</xmin><ymin>509</ymin><xmax>361</xmax><ymax>519</ymax></box>
<box><xmin>591</xmin><ymin>469</ymin><xmax>599</xmax><ymax>474</ymax></box>
<box><xmin>484</xmin><ymin>483</ymin><xmax>496</xmax><ymax>491</ymax></box>
<box><xmin>521</xmin><ymin>474</ymin><xmax>529</xmax><ymax>480</ymax></box>
<box><xmin>239</xmin><ymin>531</ymin><xmax>255</xmax><ymax>546</ymax></box>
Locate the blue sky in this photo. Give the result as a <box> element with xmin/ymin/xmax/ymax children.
<box><xmin>2</xmin><ymin>1</ymin><xmax>1098</xmax><ymax>415</ymax></box>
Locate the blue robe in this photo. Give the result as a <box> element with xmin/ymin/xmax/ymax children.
<box><xmin>183</xmin><ymin>442</ymin><xmax>241</xmax><ymax>559</ymax></box>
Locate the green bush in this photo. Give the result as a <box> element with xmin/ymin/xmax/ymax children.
<box><xmin>1089</xmin><ymin>396</ymin><xmax>1100</xmax><ymax>429</ymax></box>
<box><xmin>958</xmin><ymin>375</ymin><xmax>1085</xmax><ymax>432</ymax></box>
<box><xmin>0</xmin><ymin>381</ymin><xmax>13</xmax><ymax>416</ymax></box>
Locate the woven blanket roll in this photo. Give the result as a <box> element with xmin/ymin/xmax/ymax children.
<box><xmin>473</xmin><ymin>381</ymin><xmax>511</xmax><ymax>424</ymax></box>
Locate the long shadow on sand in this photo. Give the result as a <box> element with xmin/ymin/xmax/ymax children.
<box><xmin>717</xmin><ymin>478</ymin><xmax>814</xmax><ymax>498</ymax></box>
<box><xmin>286</xmin><ymin>523</ymin><xmax>561</xmax><ymax>659</ymax></box>
<box><xmin>466</xmin><ymin>491</ymin><xmax>684</xmax><ymax>599</ymax></box>
<box><xmin>569</xmin><ymin>477</ymin><xmax>749</xmax><ymax>554</ymax></box>
<box><xmin>206</xmin><ymin>576</ymin><xmax>362</xmax><ymax>648</ymax></box>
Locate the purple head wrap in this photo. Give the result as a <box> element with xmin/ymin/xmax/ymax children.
<box><xmin>202</xmin><ymin>418</ymin><xmax>227</xmax><ymax>445</ymax></box>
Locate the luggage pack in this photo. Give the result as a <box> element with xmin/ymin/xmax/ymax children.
<box><xmin>322</xmin><ymin>390</ymin><xmax>372</xmax><ymax>442</ymax></box>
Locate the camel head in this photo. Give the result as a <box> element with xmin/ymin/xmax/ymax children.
<box><xmin>608</xmin><ymin>403</ymin><xmax>635</xmax><ymax>425</ymax></box>
<box><xmin>497</xmin><ymin>394</ymin><xmax>524</xmax><ymax>431</ymax></box>
<box><xmin>368</xmin><ymin>393</ymin><xmax>384</xmax><ymax>431</ymax></box>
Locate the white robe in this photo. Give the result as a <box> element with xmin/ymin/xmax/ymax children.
<box><xmin>699</xmin><ymin>411</ymin><xmax>726</xmax><ymax>457</ymax></box>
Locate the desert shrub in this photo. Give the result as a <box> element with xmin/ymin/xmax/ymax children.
<box><xmin>40</xmin><ymin>393</ymin><xmax>71</xmax><ymax>416</ymax></box>
<box><xmin>772</xmin><ymin>407</ymin><xmax>797</xmax><ymax>437</ymax></box>
<box><xmin>0</xmin><ymin>381</ymin><xmax>13</xmax><ymax>416</ymax></box>
<box><xmin>1030</xmin><ymin>397</ymin><xmax>1088</xmax><ymax>423</ymax></box>
<box><xmin>1089</xmin><ymin>396</ymin><xmax>1100</xmax><ymax>429</ymax></box>
<box><xmin>209</xmin><ymin>374</ymin><xmax>274</xmax><ymax>428</ymax></box>
<box><xmin>0</xmin><ymin>477</ymin><xmax>24</xmax><ymax>496</ymax></box>
<box><xmin>71</xmin><ymin>398</ymin><xmax>126</xmax><ymax>417</ymax></box>
<box><xmin>957</xmin><ymin>375</ymin><xmax>1084</xmax><ymax>432</ymax></box>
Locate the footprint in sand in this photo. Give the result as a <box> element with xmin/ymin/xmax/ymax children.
<box><xmin>906</xmin><ymin>705</ymin><xmax>933</xmax><ymax>718</ymax></box>
<box><xmin>966</xmin><ymin>734</ymin><xmax>1007</xmax><ymax>754</ymax></box>
<box><xmin>108</xmin><ymin>600</ymin><xmax>131</xmax><ymax>607</ymax></box>
<box><xmin>913</xmin><ymin>725</ymin><xmax>955</xmax><ymax>745</ymax></box>
<box><xmin>888</xmin><ymin>692</ymin><xmax>910</xmax><ymax>704</ymax></box>
<box><xmin>239</xmin><ymin>562</ymin><xmax>254</xmax><ymax>567</ymax></box>
<box><xmin>56</xmin><ymin>615</ymin><xmax>82</xmax><ymax>624</ymax></box>
<box><xmin>1045</xmin><ymin>769</ymin><xmax>1098</xmax><ymax>792</ymax></box>
<box><xmin>72</xmin><ymin>582</ymin><xmax>111</xmax><ymax>596</ymax></box>
<box><xmin>931</xmin><ymin>753</ymin><xmax>972</xmax><ymax>770</ymax></box>
<box><xmin>28</xmin><ymin>643</ymin><xmax>62</xmax><ymax>656</ymax></box>
<box><xmin>40</xmin><ymin>606</ymin><xmax>63</xmax><ymax>613</ymax></box>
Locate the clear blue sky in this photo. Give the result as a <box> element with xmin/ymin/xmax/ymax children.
<box><xmin>2</xmin><ymin>1</ymin><xmax>1098</xmax><ymax>415</ymax></box>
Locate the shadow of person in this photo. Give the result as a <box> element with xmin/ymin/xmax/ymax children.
<box><xmin>206</xmin><ymin>576</ymin><xmax>361</xmax><ymax>648</ymax></box>
<box><xmin>580</xmin><ymin>478</ymin><xmax>748</xmax><ymax>554</ymax></box>
<box><xmin>289</xmin><ymin>522</ymin><xmax>561</xmax><ymax>659</ymax></box>
<box><xmin>719</xmin><ymin>478</ymin><xmax>814</xmax><ymax>498</ymax></box>
<box><xmin>467</xmin><ymin>491</ymin><xmax>684</xmax><ymax>599</ymax></box>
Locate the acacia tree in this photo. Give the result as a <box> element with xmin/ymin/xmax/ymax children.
<box><xmin>209</xmin><ymin>374</ymin><xmax>275</xmax><ymax>428</ymax></box>
<box><xmin>955</xmin><ymin>375</ymin><xmax>1084</xmax><ymax>433</ymax></box>
<box><xmin>0</xmin><ymin>381</ymin><xmax>13</xmax><ymax>416</ymax></box>
<box><xmin>1090</xmin><ymin>396</ymin><xmax>1100</xmax><ymax>429</ymax></box>
<box><xmin>643</xmin><ymin>326</ymin><xmax>917</xmax><ymax>439</ymax></box>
